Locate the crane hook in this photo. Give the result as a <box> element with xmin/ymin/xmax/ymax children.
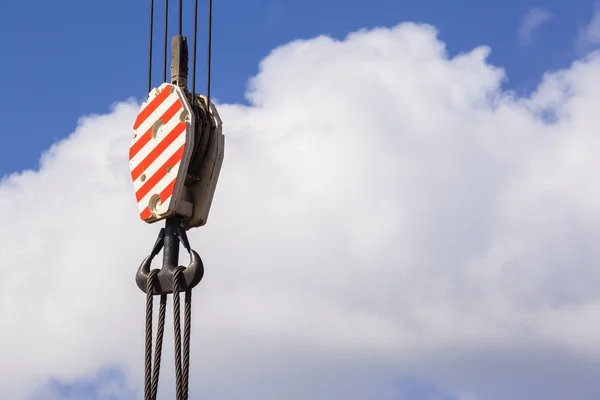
<box><xmin>135</xmin><ymin>216</ymin><xmax>204</xmax><ymax>294</ymax></box>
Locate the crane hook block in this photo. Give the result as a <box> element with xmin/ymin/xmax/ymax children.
<box><xmin>129</xmin><ymin>83</ymin><xmax>196</xmax><ymax>223</ymax></box>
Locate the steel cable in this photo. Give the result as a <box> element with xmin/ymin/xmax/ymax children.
<box><xmin>145</xmin><ymin>270</ymin><xmax>167</xmax><ymax>400</ymax></box>
<box><xmin>192</xmin><ymin>0</ymin><xmax>198</xmax><ymax>95</ymax></box>
<box><xmin>163</xmin><ymin>0</ymin><xmax>169</xmax><ymax>82</ymax></box>
<box><xmin>148</xmin><ymin>0</ymin><xmax>155</xmax><ymax>92</ymax></box>
<box><xmin>172</xmin><ymin>265</ymin><xmax>193</xmax><ymax>400</ymax></box>
<box><xmin>173</xmin><ymin>266</ymin><xmax>184</xmax><ymax>399</ymax></box>
<box><xmin>206</xmin><ymin>0</ymin><xmax>213</xmax><ymax>107</ymax></box>
<box><xmin>144</xmin><ymin>270</ymin><xmax>156</xmax><ymax>399</ymax></box>
<box><xmin>182</xmin><ymin>289</ymin><xmax>192</xmax><ymax>399</ymax></box>
<box><xmin>178</xmin><ymin>0</ymin><xmax>183</xmax><ymax>36</ymax></box>
<box><xmin>151</xmin><ymin>294</ymin><xmax>167</xmax><ymax>400</ymax></box>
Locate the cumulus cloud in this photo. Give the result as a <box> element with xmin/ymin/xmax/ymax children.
<box><xmin>518</xmin><ymin>7</ymin><xmax>553</xmax><ymax>46</ymax></box>
<box><xmin>2</xmin><ymin>22</ymin><xmax>600</xmax><ymax>400</ymax></box>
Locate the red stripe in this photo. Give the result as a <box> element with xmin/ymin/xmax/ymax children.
<box><xmin>140</xmin><ymin>207</ymin><xmax>152</xmax><ymax>220</ymax></box>
<box><xmin>131</xmin><ymin>122</ymin><xmax>186</xmax><ymax>182</ymax></box>
<box><xmin>133</xmin><ymin>85</ymin><xmax>173</xmax><ymax>130</ymax></box>
<box><xmin>139</xmin><ymin>178</ymin><xmax>178</xmax><ymax>221</ymax></box>
<box><xmin>135</xmin><ymin>144</ymin><xmax>185</xmax><ymax>202</ymax></box>
<box><xmin>129</xmin><ymin>100</ymin><xmax>183</xmax><ymax>161</ymax></box>
<box><xmin>159</xmin><ymin>177</ymin><xmax>177</xmax><ymax>203</ymax></box>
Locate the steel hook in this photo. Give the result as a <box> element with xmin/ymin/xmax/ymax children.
<box><xmin>135</xmin><ymin>217</ymin><xmax>204</xmax><ymax>294</ymax></box>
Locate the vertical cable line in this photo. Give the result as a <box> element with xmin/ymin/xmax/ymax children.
<box><xmin>178</xmin><ymin>0</ymin><xmax>183</xmax><ymax>35</ymax></box>
<box><xmin>206</xmin><ymin>0</ymin><xmax>213</xmax><ymax>108</ymax></box>
<box><xmin>206</xmin><ymin>0</ymin><xmax>212</xmax><ymax>108</ymax></box>
<box><xmin>163</xmin><ymin>0</ymin><xmax>169</xmax><ymax>82</ymax></box>
<box><xmin>192</xmin><ymin>0</ymin><xmax>198</xmax><ymax>96</ymax></box>
<box><xmin>148</xmin><ymin>0</ymin><xmax>155</xmax><ymax>92</ymax></box>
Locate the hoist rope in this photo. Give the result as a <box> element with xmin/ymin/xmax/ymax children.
<box><xmin>147</xmin><ymin>0</ymin><xmax>210</xmax><ymax>98</ymax></box>
<box><xmin>163</xmin><ymin>0</ymin><xmax>169</xmax><ymax>82</ymax></box>
<box><xmin>183</xmin><ymin>290</ymin><xmax>192</xmax><ymax>399</ymax></box>
<box><xmin>145</xmin><ymin>270</ymin><xmax>167</xmax><ymax>400</ymax></box>
<box><xmin>147</xmin><ymin>0</ymin><xmax>154</xmax><ymax>93</ymax></box>
<box><xmin>172</xmin><ymin>266</ymin><xmax>193</xmax><ymax>399</ymax></box>
<box><xmin>192</xmin><ymin>0</ymin><xmax>198</xmax><ymax>96</ymax></box>
<box><xmin>206</xmin><ymin>0</ymin><xmax>213</xmax><ymax>106</ymax></box>
<box><xmin>144</xmin><ymin>267</ymin><xmax>193</xmax><ymax>400</ymax></box>
<box><xmin>173</xmin><ymin>267</ymin><xmax>183</xmax><ymax>398</ymax></box>
<box><xmin>178</xmin><ymin>0</ymin><xmax>183</xmax><ymax>36</ymax></box>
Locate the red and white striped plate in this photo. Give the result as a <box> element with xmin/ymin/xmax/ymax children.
<box><xmin>129</xmin><ymin>83</ymin><xmax>195</xmax><ymax>222</ymax></box>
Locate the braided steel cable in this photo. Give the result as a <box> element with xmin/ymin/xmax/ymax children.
<box><xmin>151</xmin><ymin>294</ymin><xmax>167</xmax><ymax>399</ymax></box>
<box><xmin>172</xmin><ymin>265</ymin><xmax>193</xmax><ymax>399</ymax></box>
<box><xmin>178</xmin><ymin>0</ymin><xmax>183</xmax><ymax>36</ymax></box>
<box><xmin>148</xmin><ymin>0</ymin><xmax>155</xmax><ymax>92</ymax></box>
<box><xmin>144</xmin><ymin>270</ymin><xmax>157</xmax><ymax>399</ymax></box>
<box><xmin>163</xmin><ymin>0</ymin><xmax>169</xmax><ymax>82</ymax></box>
<box><xmin>173</xmin><ymin>266</ymin><xmax>184</xmax><ymax>398</ymax></box>
<box><xmin>192</xmin><ymin>0</ymin><xmax>198</xmax><ymax>96</ymax></box>
<box><xmin>145</xmin><ymin>270</ymin><xmax>167</xmax><ymax>400</ymax></box>
<box><xmin>206</xmin><ymin>0</ymin><xmax>213</xmax><ymax>107</ymax></box>
<box><xmin>182</xmin><ymin>289</ymin><xmax>192</xmax><ymax>399</ymax></box>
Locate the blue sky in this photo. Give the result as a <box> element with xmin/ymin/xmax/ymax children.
<box><xmin>0</xmin><ymin>0</ymin><xmax>596</xmax><ymax>177</ymax></box>
<box><xmin>30</xmin><ymin>368</ymin><xmax>136</xmax><ymax>400</ymax></box>
<box><xmin>31</xmin><ymin>370</ymin><xmax>461</xmax><ymax>400</ymax></box>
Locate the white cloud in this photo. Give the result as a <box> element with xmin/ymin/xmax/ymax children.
<box><xmin>518</xmin><ymin>7</ymin><xmax>553</xmax><ymax>46</ymax></box>
<box><xmin>2</xmin><ymin>22</ymin><xmax>600</xmax><ymax>400</ymax></box>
